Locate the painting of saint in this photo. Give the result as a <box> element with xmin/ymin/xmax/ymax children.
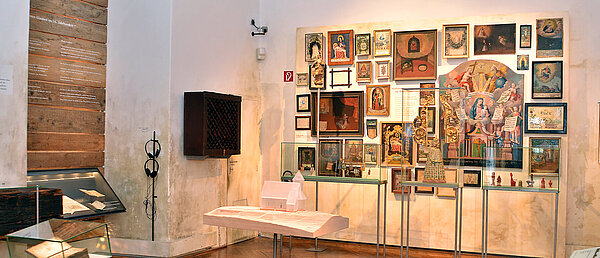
<box><xmin>356</xmin><ymin>61</ymin><xmax>372</xmax><ymax>83</ymax></box>
<box><xmin>381</xmin><ymin>122</ymin><xmax>413</xmax><ymax>166</ymax></box>
<box><xmin>517</xmin><ymin>55</ymin><xmax>529</xmax><ymax>70</ymax></box>
<box><xmin>536</xmin><ymin>18</ymin><xmax>563</xmax><ymax>58</ymax></box>
<box><xmin>532</xmin><ymin>61</ymin><xmax>562</xmax><ymax>99</ymax></box>
<box><xmin>305</xmin><ymin>33</ymin><xmax>323</xmax><ymax>62</ymax></box>
<box><xmin>366</xmin><ymin>84</ymin><xmax>390</xmax><ymax>116</ymax></box>
<box><xmin>474</xmin><ymin>24</ymin><xmax>516</xmax><ymax>55</ymax></box>
<box><xmin>328</xmin><ymin>30</ymin><xmax>354</xmax><ymax>66</ymax></box>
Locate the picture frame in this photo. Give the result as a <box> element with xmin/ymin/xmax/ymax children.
<box><xmin>305</xmin><ymin>33</ymin><xmax>324</xmax><ymax>62</ymax></box>
<box><xmin>366</xmin><ymin>84</ymin><xmax>390</xmax><ymax>116</ymax></box>
<box><xmin>318</xmin><ymin>139</ymin><xmax>343</xmax><ymax>176</ymax></box>
<box><xmin>311</xmin><ymin>91</ymin><xmax>364</xmax><ymax>137</ymax></box>
<box><xmin>517</xmin><ymin>55</ymin><xmax>529</xmax><ymax>71</ymax></box>
<box><xmin>295</xmin><ymin>116</ymin><xmax>311</xmax><ymax>130</ymax></box>
<box><xmin>344</xmin><ymin>139</ymin><xmax>364</xmax><ymax>164</ymax></box>
<box><xmin>536</xmin><ymin>18</ymin><xmax>563</xmax><ymax>58</ymax></box>
<box><xmin>355</xmin><ymin>33</ymin><xmax>371</xmax><ymax>56</ymax></box>
<box><xmin>364</xmin><ymin>143</ymin><xmax>378</xmax><ymax>165</ymax></box>
<box><xmin>376</xmin><ymin>61</ymin><xmax>390</xmax><ymax>80</ymax></box>
<box><xmin>419</xmin><ymin>83</ymin><xmax>435</xmax><ymax>106</ymax></box>
<box><xmin>328</xmin><ymin>30</ymin><xmax>354</xmax><ymax>66</ymax></box>
<box><xmin>532</xmin><ymin>61</ymin><xmax>563</xmax><ymax>99</ymax></box>
<box><xmin>474</xmin><ymin>23</ymin><xmax>516</xmax><ymax>55</ymax></box>
<box><xmin>296</xmin><ymin>94</ymin><xmax>310</xmax><ymax>112</ymax></box>
<box><xmin>356</xmin><ymin>61</ymin><xmax>372</xmax><ymax>83</ymax></box>
<box><xmin>297</xmin><ymin>147</ymin><xmax>315</xmax><ymax>170</ymax></box>
<box><xmin>529</xmin><ymin>137</ymin><xmax>560</xmax><ymax>174</ymax></box>
<box><xmin>308</xmin><ymin>59</ymin><xmax>326</xmax><ymax>90</ymax></box>
<box><xmin>520</xmin><ymin>25</ymin><xmax>532</xmax><ymax>48</ymax></box>
<box><xmin>391</xmin><ymin>167</ymin><xmax>411</xmax><ymax>194</ymax></box>
<box><xmin>296</xmin><ymin>73</ymin><xmax>308</xmax><ymax>86</ymax></box>
<box><xmin>436</xmin><ymin>168</ymin><xmax>457</xmax><ymax>198</ymax></box>
<box><xmin>381</xmin><ymin>122</ymin><xmax>413</xmax><ymax>166</ymax></box>
<box><xmin>373</xmin><ymin>29</ymin><xmax>391</xmax><ymax>57</ymax></box>
<box><xmin>415</xmin><ymin>167</ymin><xmax>434</xmax><ymax>193</ymax></box>
<box><xmin>418</xmin><ymin>106</ymin><xmax>436</xmax><ymax>133</ymax></box>
<box><xmin>393</xmin><ymin>29</ymin><xmax>437</xmax><ymax>80</ymax></box>
<box><xmin>463</xmin><ymin>170</ymin><xmax>482</xmax><ymax>188</ymax></box>
<box><xmin>366</xmin><ymin>119</ymin><xmax>378</xmax><ymax>139</ymax></box>
<box><xmin>524</xmin><ymin>103</ymin><xmax>567</xmax><ymax>134</ymax></box>
<box><xmin>329</xmin><ymin>68</ymin><xmax>352</xmax><ymax>88</ymax></box>
<box><xmin>442</xmin><ymin>24</ymin><xmax>469</xmax><ymax>59</ymax></box>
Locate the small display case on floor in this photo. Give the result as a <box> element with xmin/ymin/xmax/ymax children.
<box><xmin>6</xmin><ymin>219</ymin><xmax>111</xmax><ymax>258</ymax></box>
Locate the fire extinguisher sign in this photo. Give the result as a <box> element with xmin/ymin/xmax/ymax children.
<box><xmin>283</xmin><ymin>71</ymin><xmax>294</xmax><ymax>82</ymax></box>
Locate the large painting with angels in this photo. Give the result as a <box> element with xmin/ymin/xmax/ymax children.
<box><xmin>438</xmin><ymin>60</ymin><xmax>523</xmax><ymax>168</ymax></box>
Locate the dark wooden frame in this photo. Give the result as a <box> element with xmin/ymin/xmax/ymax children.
<box><xmin>296</xmin><ymin>94</ymin><xmax>311</xmax><ymax>112</ymax></box>
<box><xmin>532</xmin><ymin>61</ymin><xmax>563</xmax><ymax>99</ymax></box>
<box><xmin>297</xmin><ymin>147</ymin><xmax>315</xmax><ymax>170</ymax></box>
<box><xmin>529</xmin><ymin>137</ymin><xmax>560</xmax><ymax>174</ymax></box>
<box><xmin>524</xmin><ymin>103</ymin><xmax>567</xmax><ymax>134</ymax></box>
<box><xmin>295</xmin><ymin>116</ymin><xmax>311</xmax><ymax>130</ymax></box>
<box><xmin>520</xmin><ymin>25</ymin><xmax>532</xmax><ymax>48</ymax></box>
<box><xmin>318</xmin><ymin>139</ymin><xmax>343</xmax><ymax>176</ymax></box>
<box><xmin>329</xmin><ymin>68</ymin><xmax>352</xmax><ymax>88</ymax></box>
<box><xmin>463</xmin><ymin>169</ymin><xmax>482</xmax><ymax>187</ymax></box>
<box><xmin>391</xmin><ymin>167</ymin><xmax>411</xmax><ymax>194</ymax></box>
<box><xmin>311</xmin><ymin>91</ymin><xmax>364</xmax><ymax>137</ymax></box>
<box><xmin>355</xmin><ymin>33</ymin><xmax>371</xmax><ymax>56</ymax></box>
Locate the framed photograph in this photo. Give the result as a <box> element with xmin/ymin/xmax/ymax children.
<box><xmin>329</xmin><ymin>68</ymin><xmax>351</xmax><ymax>88</ymax></box>
<box><xmin>364</xmin><ymin>144</ymin><xmax>378</xmax><ymax>165</ymax></box>
<box><xmin>419</xmin><ymin>83</ymin><xmax>435</xmax><ymax>106</ymax></box>
<box><xmin>474</xmin><ymin>23</ymin><xmax>516</xmax><ymax>55</ymax></box>
<box><xmin>391</xmin><ymin>167</ymin><xmax>411</xmax><ymax>194</ymax></box>
<box><xmin>376</xmin><ymin>61</ymin><xmax>390</xmax><ymax>80</ymax></box>
<box><xmin>296</xmin><ymin>73</ymin><xmax>308</xmax><ymax>86</ymax></box>
<box><xmin>373</xmin><ymin>29</ymin><xmax>391</xmax><ymax>56</ymax></box>
<box><xmin>356</xmin><ymin>61</ymin><xmax>372</xmax><ymax>83</ymax></box>
<box><xmin>393</xmin><ymin>29</ymin><xmax>437</xmax><ymax>80</ymax></box>
<box><xmin>436</xmin><ymin>168</ymin><xmax>457</xmax><ymax>198</ymax></box>
<box><xmin>520</xmin><ymin>25</ymin><xmax>532</xmax><ymax>48</ymax></box>
<box><xmin>318</xmin><ymin>139</ymin><xmax>342</xmax><ymax>176</ymax></box>
<box><xmin>381</xmin><ymin>122</ymin><xmax>413</xmax><ymax>166</ymax></box>
<box><xmin>366</xmin><ymin>84</ymin><xmax>390</xmax><ymax>116</ymax></box>
<box><xmin>419</xmin><ymin>106</ymin><xmax>436</xmax><ymax>133</ymax></box>
<box><xmin>344</xmin><ymin>139</ymin><xmax>364</xmax><ymax>164</ymax></box>
<box><xmin>442</xmin><ymin>24</ymin><xmax>469</xmax><ymax>59</ymax></box>
<box><xmin>517</xmin><ymin>55</ymin><xmax>529</xmax><ymax>71</ymax></box>
<box><xmin>524</xmin><ymin>103</ymin><xmax>567</xmax><ymax>134</ymax></box>
<box><xmin>296</xmin><ymin>94</ymin><xmax>310</xmax><ymax>112</ymax></box>
<box><xmin>536</xmin><ymin>18</ymin><xmax>563</xmax><ymax>58</ymax></box>
<box><xmin>463</xmin><ymin>170</ymin><xmax>482</xmax><ymax>187</ymax></box>
<box><xmin>328</xmin><ymin>30</ymin><xmax>354</xmax><ymax>66</ymax></box>
<box><xmin>529</xmin><ymin>137</ymin><xmax>560</xmax><ymax>174</ymax></box>
<box><xmin>355</xmin><ymin>33</ymin><xmax>371</xmax><ymax>56</ymax></box>
<box><xmin>532</xmin><ymin>61</ymin><xmax>562</xmax><ymax>99</ymax></box>
<box><xmin>416</xmin><ymin>137</ymin><xmax>433</xmax><ymax>163</ymax></box>
<box><xmin>295</xmin><ymin>116</ymin><xmax>311</xmax><ymax>130</ymax></box>
<box><xmin>311</xmin><ymin>91</ymin><xmax>364</xmax><ymax>137</ymax></box>
<box><xmin>308</xmin><ymin>59</ymin><xmax>326</xmax><ymax>90</ymax></box>
<box><xmin>297</xmin><ymin>147</ymin><xmax>315</xmax><ymax>170</ymax></box>
<box><xmin>415</xmin><ymin>167</ymin><xmax>434</xmax><ymax>193</ymax></box>
<box><xmin>305</xmin><ymin>33</ymin><xmax>324</xmax><ymax>62</ymax></box>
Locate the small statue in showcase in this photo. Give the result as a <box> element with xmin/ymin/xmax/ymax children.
<box><xmin>526</xmin><ymin>174</ymin><xmax>535</xmax><ymax>187</ymax></box>
<box><xmin>510</xmin><ymin>173</ymin><xmax>516</xmax><ymax>187</ymax></box>
<box><xmin>541</xmin><ymin>178</ymin><xmax>546</xmax><ymax>189</ymax></box>
<box><xmin>518</xmin><ymin>180</ymin><xmax>523</xmax><ymax>187</ymax></box>
<box><xmin>423</xmin><ymin>138</ymin><xmax>446</xmax><ymax>183</ymax></box>
<box><xmin>549</xmin><ymin>180</ymin><xmax>553</xmax><ymax>188</ymax></box>
<box><xmin>491</xmin><ymin>172</ymin><xmax>495</xmax><ymax>186</ymax></box>
<box><xmin>496</xmin><ymin>175</ymin><xmax>502</xmax><ymax>186</ymax></box>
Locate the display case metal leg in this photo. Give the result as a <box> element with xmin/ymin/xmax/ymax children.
<box><xmin>306</xmin><ymin>181</ymin><xmax>325</xmax><ymax>252</ymax></box>
<box><xmin>273</xmin><ymin>233</ymin><xmax>277</xmax><ymax>258</ymax></box>
<box><xmin>376</xmin><ymin>183</ymin><xmax>381</xmax><ymax>258</ymax></box>
<box><xmin>454</xmin><ymin>187</ymin><xmax>458</xmax><ymax>258</ymax></box>
<box><xmin>406</xmin><ymin>186</ymin><xmax>410</xmax><ymax>258</ymax></box>
<box><xmin>400</xmin><ymin>186</ymin><xmax>404</xmax><ymax>258</ymax></box>
<box><xmin>459</xmin><ymin>187</ymin><xmax>463</xmax><ymax>258</ymax></box>
<box><xmin>481</xmin><ymin>189</ymin><xmax>485</xmax><ymax>258</ymax></box>
<box><xmin>553</xmin><ymin>192</ymin><xmax>558</xmax><ymax>258</ymax></box>
<box><xmin>484</xmin><ymin>189</ymin><xmax>489</xmax><ymax>258</ymax></box>
<box><xmin>383</xmin><ymin>182</ymin><xmax>387</xmax><ymax>258</ymax></box>
<box><xmin>289</xmin><ymin>235</ymin><xmax>292</xmax><ymax>251</ymax></box>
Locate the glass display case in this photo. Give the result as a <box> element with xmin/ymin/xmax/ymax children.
<box><xmin>27</xmin><ymin>168</ymin><xmax>126</xmax><ymax>219</ymax></box>
<box><xmin>6</xmin><ymin>219</ymin><xmax>111</xmax><ymax>258</ymax></box>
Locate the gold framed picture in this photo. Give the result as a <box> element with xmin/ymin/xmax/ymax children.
<box><xmin>442</xmin><ymin>24</ymin><xmax>469</xmax><ymax>59</ymax></box>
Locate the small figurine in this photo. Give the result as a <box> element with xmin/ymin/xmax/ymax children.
<box><xmin>518</xmin><ymin>180</ymin><xmax>523</xmax><ymax>187</ymax></box>
<box><xmin>510</xmin><ymin>173</ymin><xmax>516</xmax><ymax>187</ymax></box>
<box><xmin>549</xmin><ymin>180</ymin><xmax>553</xmax><ymax>188</ymax></box>
<box><xmin>496</xmin><ymin>175</ymin><xmax>502</xmax><ymax>186</ymax></box>
<box><xmin>541</xmin><ymin>178</ymin><xmax>546</xmax><ymax>189</ymax></box>
<box><xmin>491</xmin><ymin>172</ymin><xmax>496</xmax><ymax>186</ymax></box>
<box><xmin>526</xmin><ymin>174</ymin><xmax>535</xmax><ymax>187</ymax></box>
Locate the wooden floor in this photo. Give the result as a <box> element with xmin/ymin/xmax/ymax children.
<box><xmin>181</xmin><ymin>236</ymin><xmax>511</xmax><ymax>258</ymax></box>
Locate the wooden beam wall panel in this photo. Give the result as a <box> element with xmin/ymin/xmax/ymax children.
<box><xmin>28</xmin><ymin>55</ymin><xmax>106</xmax><ymax>88</ymax></box>
<box><xmin>28</xmin><ymin>105</ymin><xmax>105</xmax><ymax>134</ymax></box>
<box><xmin>28</xmin><ymin>80</ymin><xmax>105</xmax><ymax>110</ymax></box>
<box><xmin>80</xmin><ymin>0</ymin><xmax>108</xmax><ymax>8</ymax></box>
<box><xmin>30</xmin><ymin>9</ymin><xmax>107</xmax><ymax>43</ymax></box>
<box><xmin>28</xmin><ymin>133</ymin><xmax>104</xmax><ymax>151</ymax></box>
<box><xmin>29</xmin><ymin>31</ymin><xmax>107</xmax><ymax>64</ymax></box>
<box><xmin>27</xmin><ymin>151</ymin><xmax>104</xmax><ymax>169</ymax></box>
<box><xmin>31</xmin><ymin>0</ymin><xmax>107</xmax><ymax>25</ymax></box>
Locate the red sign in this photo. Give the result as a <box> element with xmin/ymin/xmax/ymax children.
<box><xmin>283</xmin><ymin>71</ymin><xmax>294</xmax><ymax>82</ymax></box>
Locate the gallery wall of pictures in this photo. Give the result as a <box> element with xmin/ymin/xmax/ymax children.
<box><xmin>291</xmin><ymin>11</ymin><xmax>569</xmax><ymax>256</ymax></box>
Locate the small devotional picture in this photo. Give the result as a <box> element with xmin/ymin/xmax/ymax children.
<box><xmin>305</xmin><ymin>33</ymin><xmax>323</xmax><ymax>62</ymax></box>
<box><xmin>474</xmin><ymin>23</ymin><xmax>516</xmax><ymax>55</ymax></box>
<box><xmin>328</xmin><ymin>30</ymin><xmax>354</xmax><ymax>66</ymax></box>
<box><xmin>536</xmin><ymin>18</ymin><xmax>563</xmax><ymax>58</ymax></box>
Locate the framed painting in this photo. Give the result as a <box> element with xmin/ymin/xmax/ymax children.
<box><xmin>373</xmin><ymin>29</ymin><xmax>391</xmax><ymax>56</ymax></box>
<box><xmin>436</xmin><ymin>168</ymin><xmax>457</xmax><ymax>198</ymax></box>
<box><xmin>296</xmin><ymin>94</ymin><xmax>310</xmax><ymax>112</ymax></box>
<box><xmin>419</xmin><ymin>83</ymin><xmax>435</xmax><ymax>106</ymax></box>
<box><xmin>366</xmin><ymin>119</ymin><xmax>378</xmax><ymax>139</ymax></box>
<box><xmin>356</xmin><ymin>61</ymin><xmax>372</xmax><ymax>83</ymax></box>
<box><xmin>463</xmin><ymin>170</ymin><xmax>482</xmax><ymax>187</ymax></box>
<box><xmin>308</xmin><ymin>59</ymin><xmax>326</xmax><ymax>90</ymax></box>
<box><xmin>381</xmin><ymin>122</ymin><xmax>413</xmax><ymax>166</ymax></box>
<box><xmin>318</xmin><ymin>139</ymin><xmax>342</xmax><ymax>176</ymax></box>
<box><xmin>393</xmin><ymin>29</ymin><xmax>437</xmax><ymax>80</ymax></box>
<box><xmin>344</xmin><ymin>139</ymin><xmax>364</xmax><ymax>164</ymax></box>
<box><xmin>532</xmin><ymin>61</ymin><xmax>562</xmax><ymax>99</ymax></box>
<box><xmin>442</xmin><ymin>24</ymin><xmax>469</xmax><ymax>59</ymax></box>
<box><xmin>297</xmin><ymin>147</ymin><xmax>315</xmax><ymax>170</ymax></box>
<box><xmin>517</xmin><ymin>55</ymin><xmax>529</xmax><ymax>71</ymax></box>
<box><xmin>305</xmin><ymin>33</ymin><xmax>324</xmax><ymax>62</ymax></box>
<box><xmin>295</xmin><ymin>116</ymin><xmax>311</xmax><ymax>130</ymax></box>
<box><xmin>355</xmin><ymin>33</ymin><xmax>371</xmax><ymax>56</ymax></box>
<box><xmin>473</xmin><ymin>23</ymin><xmax>516</xmax><ymax>55</ymax></box>
<box><xmin>524</xmin><ymin>103</ymin><xmax>567</xmax><ymax>134</ymax></box>
<box><xmin>415</xmin><ymin>167</ymin><xmax>434</xmax><ymax>193</ymax></box>
<box><xmin>328</xmin><ymin>30</ymin><xmax>354</xmax><ymax>66</ymax></box>
<box><xmin>520</xmin><ymin>25</ymin><xmax>532</xmax><ymax>48</ymax></box>
<box><xmin>416</xmin><ymin>136</ymin><xmax>433</xmax><ymax>163</ymax></box>
<box><xmin>529</xmin><ymin>137</ymin><xmax>560</xmax><ymax>174</ymax></box>
<box><xmin>364</xmin><ymin>144</ymin><xmax>378</xmax><ymax>165</ymax></box>
<box><xmin>311</xmin><ymin>91</ymin><xmax>364</xmax><ymax>137</ymax></box>
<box><xmin>366</xmin><ymin>84</ymin><xmax>390</xmax><ymax>116</ymax></box>
<box><xmin>391</xmin><ymin>167</ymin><xmax>411</xmax><ymax>194</ymax></box>
<box><xmin>536</xmin><ymin>18</ymin><xmax>563</xmax><ymax>58</ymax></box>
<box><xmin>297</xmin><ymin>73</ymin><xmax>308</xmax><ymax>86</ymax></box>
<box><xmin>418</xmin><ymin>106</ymin><xmax>436</xmax><ymax>133</ymax></box>
<box><xmin>376</xmin><ymin>61</ymin><xmax>390</xmax><ymax>80</ymax></box>
<box><xmin>329</xmin><ymin>68</ymin><xmax>352</xmax><ymax>88</ymax></box>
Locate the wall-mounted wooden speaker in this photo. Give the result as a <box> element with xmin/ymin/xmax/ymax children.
<box><xmin>184</xmin><ymin>92</ymin><xmax>241</xmax><ymax>157</ymax></box>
